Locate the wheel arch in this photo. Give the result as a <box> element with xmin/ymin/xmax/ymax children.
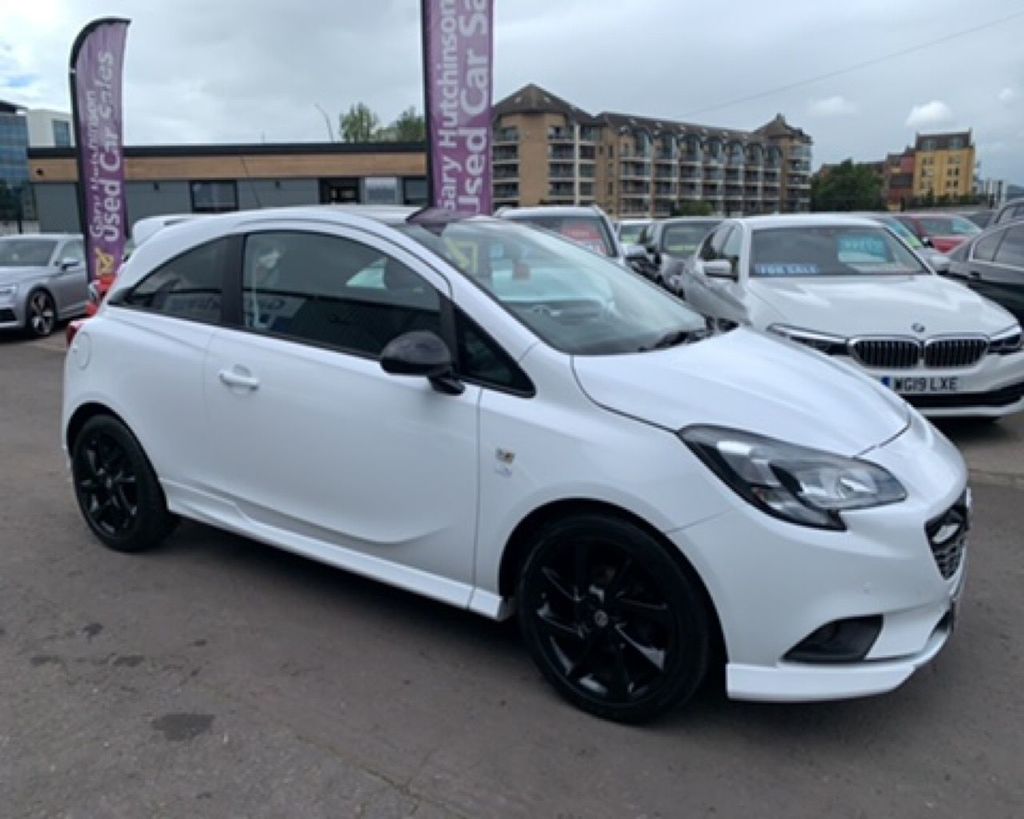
<box><xmin>497</xmin><ymin>497</ymin><xmax>726</xmax><ymax>659</ymax></box>
<box><xmin>65</xmin><ymin>401</ymin><xmax>130</xmax><ymax>452</ymax></box>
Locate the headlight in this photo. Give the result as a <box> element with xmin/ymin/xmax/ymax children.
<box><xmin>990</xmin><ymin>324</ymin><xmax>1022</xmax><ymax>355</ymax></box>
<box><xmin>680</xmin><ymin>426</ymin><xmax>907</xmax><ymax>530</ymax></box>
<box><xmin>0</xmin><ymin>283</ymin><xmax>17</xmax><ymax>299</ymax></box>
<box><xmin>768</xmin><ymin>324</ymin><xmax>848</xmax><ymax>355</ymax></box>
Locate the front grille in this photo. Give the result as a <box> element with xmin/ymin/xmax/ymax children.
<box><xmin>924</xmin><ymin>337</ymin><xmax>988</xmax><ymax>368</ymax></box>
<box><xmin>0</xmin><ymin>308</ymin><xmax>16</xmax><ymax>323</ymax></box>
<box><xmin>925</xmin><ymin>491</ymin><xmax>969</xmax><ymax>580</ymax></box>
<box><xmin>850</xmin><ymin>338</ymin><xmax>920</xmax><ymax>369</ymax></box>
<box><xmin>907</xmin><ymin>379</ymin><xmax>1024</xmax><ymax>409</ymax></box>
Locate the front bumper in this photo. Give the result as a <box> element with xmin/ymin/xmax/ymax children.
<box><xmin>671</xmin><ymin>413</ymin><xmax>968</xmax><ymax>703</ymax></box>
<box><xmin>0</xmin><ymin>298</ymin><xmax>23</xmax><ymax>329</ymax></box>
<box><xmin>841</xmin><ymin>350</ymin><xmax>1024</xmax><ymax>418</ymax></box>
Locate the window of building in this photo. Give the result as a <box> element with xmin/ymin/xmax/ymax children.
<box><xmin>241</xmin><ymin>231</ymin><xmax>441</xmax><ymax>357</ymax></box>
<box><xmin>121</xmin><ymin>238</ymin><xmax>229</xmax><ymax>323</ymax></box>
<box><xmin>51</xmin><ymin>120</ymin><xmax>72</xmax><ymax>147</ymax></box>
<box><xmin>190</xmin><ymin>181</ymin><xmax>238</xmax><ymax>213</ymax></box>
<box><xmin>403</xmin><ymin>177</ymin><xmax>428</xmax><ymax>205</ymax></box>
<box><xmin>364</xmin><ymin>176</ymin><xmax>400</xmax><ymax>205</ymax></box>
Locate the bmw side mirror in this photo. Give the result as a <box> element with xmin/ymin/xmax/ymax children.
<box><xmin>380</xmin><ymin>330</ymin><xmax>464</xmax><ymax>395</ymax></box>
<box><xmin>930</xmin><ymin>254</ymin><xmax>951</xmax><ymax>275</ymax></box>
<box><xmin>59</xmin><ymin>258</ymin><xmax>80</xmax><ymax>271</ymax></box>
<box><xmin>921</xmin><ymin>236</ymin><xmax>934</xmax><ymax>249</ymax></box>
<box><xmin>703</xmin><ymin>259</ymin><xmax>735</xmax><ymax>279</ymax></box>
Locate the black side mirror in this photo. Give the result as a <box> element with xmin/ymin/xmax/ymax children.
<box><xmin>380</xmin><ymin>330</ymin><xmax>464</xmax><ymax>395</ymax></box>
<box><xmin>921</xmin><ymin>236</ymin><xmax>934</xmax><ymax>248</ymax></box>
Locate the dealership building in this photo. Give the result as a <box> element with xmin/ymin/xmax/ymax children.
<box><xmin>28</xmin><ymin>142</ymin><xmax>427</xmax><ymax>234</ymax></box>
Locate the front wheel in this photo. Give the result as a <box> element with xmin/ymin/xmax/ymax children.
<box><xmin>518</xmin><ymin>514</ymin><xmax>710</xmax><ymax>722</ymax></box>
<box><xmin>71</xmin><ymin>415</ymin><xmax>177</xmax><ymax>552</ymax></box>
<box><xmin>25</xmin><ymin>290</ymin><xmax>56</xmax><ymax>337</ymax></box>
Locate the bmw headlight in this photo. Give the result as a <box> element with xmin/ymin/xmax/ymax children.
<box><xmin>0</xmin><ymin>283</ymin><xmax>17</xmax><ymax>300</ymax></box>
<box><xmin>989</xmin><ymin>324</ymin><xmax>1022</xmax><ymax>355</ymax></box>
<box><xmin>768</xmin><ymin>324</ymin><xmax>848</xmax><ymax>355</ymax></box>
<box><xmin>680</xmin><ymin>426</ymin><xmax>907</xmax><ymax>530</ymax></box>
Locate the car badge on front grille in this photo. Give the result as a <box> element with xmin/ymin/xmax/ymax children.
<box><xmin>912</xmin><ymin>323</ymin><xmax>926</xmax><ymax>334</ymax></box>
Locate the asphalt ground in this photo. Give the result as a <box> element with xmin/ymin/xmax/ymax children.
<box><xmin>1</xmin><ymin>333</ymin><xmax>1022</xmax><ymax>818</ymax></box>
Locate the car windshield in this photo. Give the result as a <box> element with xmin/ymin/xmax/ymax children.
<box><xmin>662</xmin><ymin>222</ymin><xmax>719</xmax><ymax>255</ymax></box>
<box><xmin>0</xmin><ymin>239</ymin><xmax>56</xmax><ymax>267</ymax></box>
<box><xmin>505</xmin><ymin>214</ymin><xmax>616</xmax><ymax>257</ymax></box>
<box><xmin>400</xmin><ymin>218</ymin><xmax>707</xmax><ymax>355</ymax></box>
<box><xmin>877</xmin><ymin>217</ymin><xmax>924</xmax><ymax>249</ymax></box>
<box><xmin>918</xmin><ymin>215</ymin><xmax>981</xmax><ymax>236</ymax></box>
<box><xmin>751</xmin><ymin>226</ymin><xmax>930</xmax><ymax>278</ymax></box>
<box><xmin>617</xmin><ymin>222</ymin><xmax>647</xmax><ymax>244</ymax></box>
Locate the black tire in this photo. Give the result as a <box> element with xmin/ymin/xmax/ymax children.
<box><xmin>518</xmin><ymin>514</ymin><xmax>710</xmax><ymax>723</ymax></box>
<box><xmin>71</xmin><ymin>415</ymin><xmax>177</xmax><ymax>552</ymax></box>
<box><xmin>25</xmin><ymin>289</ymin><xmax>56</xmax><ymax>338</ymax></box>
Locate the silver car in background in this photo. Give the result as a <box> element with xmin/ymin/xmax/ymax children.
<box><xmin>0</xmin><ymin>234</ymin><xmax>88</xmax><ymax>337</ymax></box>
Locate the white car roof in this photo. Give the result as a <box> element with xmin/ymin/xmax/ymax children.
<box><xmin>736</xmin><ymin>214</ymin><xmax>883</xmax><ymax>230</ymax></box>
<box><xmin>499</xmin><ymin>206</ymin><xmax>607</xmax><ymax>219</ymax></box>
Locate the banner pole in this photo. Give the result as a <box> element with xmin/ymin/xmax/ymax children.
<box><xmin>420</xmin><ymin>0</ymin><xmax>435</xmax><ymax>207</ymax></box>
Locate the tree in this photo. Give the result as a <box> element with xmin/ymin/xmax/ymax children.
<box><xmin>671</xmin><ymin>200</ymin><xmax>714</xmax><ymax>216</ymax></box>
<box><xmin>339</xmin><ymin>103</ymin><xmax>380</xmax><ymax>143</ymax></box>
<box><xmin>810</xmin><ymin>160</ymin><xmax>884</xmax><ymax>211</ymax></box>
<box><xmin>389</xmin><ymin>106</ymin><xmax>426</xmax><ymax>142</ymax></box>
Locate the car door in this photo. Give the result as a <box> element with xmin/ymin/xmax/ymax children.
<box><xmin>684</xmin><ymin>225</ymin><xmax>729</xmax><ymax>312</ymax></box>
<box><xmin>51</xmin><ymin>238</ymin><xmax>88</xmax><ymax>317</ymax></box>
<box><xmin>967</xmin><ymin>225</ymin><xmax>1024</xmax><ymax>322</ymax></box>
<box><xmin>202</xmin><ymin>225</ymin><xmax>482</xmax><ymax>593</ymax></box>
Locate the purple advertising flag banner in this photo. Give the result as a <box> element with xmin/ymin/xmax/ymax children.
<box><xmin>422</xmin><ymin>0</ymin><xmax>493</xmax><ymax>214</ymax></box>
<box><xmin>69</xmin><ymin>18</ymin><xmax>130</xmax><ymax>283</ymax></box>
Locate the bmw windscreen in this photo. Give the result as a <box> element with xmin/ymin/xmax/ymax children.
<box><xmin>751</xmin><ymin>226</ymin><xmax>931</xmax><ymax>278</ymax></box>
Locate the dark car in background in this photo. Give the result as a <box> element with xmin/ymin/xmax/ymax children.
<box><xmin>638</xmin><ymin>217</ymin><xmax>721</xmax><ymax>292</ymax></box>
<box><xmin>895</xmin><ymin>212</ymin><xmax>981</xmax><ymax>254</ymax></box>
<box><xmin>947</xmin><ymin>221</ymin><xmax>1024</xmax><ymax>322</ymax></box>
<box><xmin>991</xmin><ymin>198</ymin><xmax>1024</xmax><ymax>228</ymax></box>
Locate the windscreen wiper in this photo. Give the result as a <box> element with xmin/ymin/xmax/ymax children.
<box><xmin>637</xmin><ymin>328</ymin><xmax>710</xmax><ymax>352</ymax></box>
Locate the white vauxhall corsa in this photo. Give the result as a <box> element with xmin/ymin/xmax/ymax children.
<box><xmin>680</xmin><ymin>214</ymin><xmax>1024</xmax><ymax>418</ymax></box>
<box><xmin>63</xmin><ymin>206</ymin><xmax>969</xmax><ymax>722</ymax></box>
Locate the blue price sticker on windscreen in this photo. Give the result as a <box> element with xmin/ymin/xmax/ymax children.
<box><xmin>754</xmin><ymin>263</ymin><xmax>821</xmax><ymax>276</ymax></box>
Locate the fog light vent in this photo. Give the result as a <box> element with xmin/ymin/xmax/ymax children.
<box><xmin>784</xmin><ymin>615</ymin><xmax>882</xmax><ymax>664</ymax></box>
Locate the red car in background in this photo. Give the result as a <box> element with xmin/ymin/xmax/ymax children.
<box><xmin>895</xmin><ymin>212</ymin><xmax>981</xmax><ymax>254</ymax></box>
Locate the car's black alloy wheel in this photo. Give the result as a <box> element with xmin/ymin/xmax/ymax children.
<box><xmin>26</xmin><ymin>290</ymin><xmax>56</xmax><ymax>337</ymax></box>
<box><xmin>518</xmin><ymin>514</ymin><xmax>710</xmax><ymax>722</ymax></box>
<box><xmin>71</xmin><ymin>415</ymin><xmax>177</xmax><ymax>552</ymax></box>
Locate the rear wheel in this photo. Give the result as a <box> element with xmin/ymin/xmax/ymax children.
<box><xmin>71</xmin><ymin>415</ymin><xmax>177</xmax><ymax>552</ymax></box>
<box><xmin>518</xmin><ymin>514</ymin><xmax>710</xmax><ymax>722</ymax></box>
<box><xmin>25</xmin><ymin>290</ymin><xmax>56</xmax><ymax>338</ymax></box>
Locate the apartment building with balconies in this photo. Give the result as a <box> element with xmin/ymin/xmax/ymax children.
<box><xmin>491</xmin><ymin>84</ymin><xmax>811</xmax><ymax>217</ymax></box>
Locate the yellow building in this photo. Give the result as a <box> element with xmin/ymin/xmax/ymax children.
<box><xmin>912</xmin><ymin>131</ymin><xmax>975</xmax><ymax>200</ymax></box>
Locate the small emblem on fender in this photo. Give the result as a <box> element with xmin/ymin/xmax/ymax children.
<box><xmin>495</xmin><ymin>448</ymin><xmax>515</xmax><ymax>476</ymax></box>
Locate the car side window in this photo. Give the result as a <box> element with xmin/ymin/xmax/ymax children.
<box><xmin>121</xmin><ymin>238</ymin><xmax>228</xmax><ymax>323</ymax></box>
<box><xmin>972</xmin><ymin>231</ymin><xmax>1004</xmax><ymax>263</ymax></box>
<box><xmin>242</xmin><ymin>231</ymin><xmax>442</xmax><ymax>358</ymax></box>
<box><xmin>993</xmin><ymin>226</ymin><xmax>1024</xmax><ymax>269</ymax></box>
<box><xmin>700</xmin><ymin>226</ymin><xmax>728</xmax><ymax>261</ymax></box>
<box><xmin>62</xmin><ymin>240</ymin><xmax>85</xmax><ymax>265</ymax></box>
<box><xmin>455</xmin><ymin>307</ymin><xmax>533</xmax><ymax>395</ymax></box>
<box><xmin>721</xmin><ymin>228</ymin><xmax>742</xmax><ymax>273</ymax></box>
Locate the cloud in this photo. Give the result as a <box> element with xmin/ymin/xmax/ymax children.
<box><xmin>808</xmin><ymin>95</ymin><xmax>857</xmax><ymax>116</ymax></box>
<box><xmin>998</xmin><ymin>87</ymin><xmax>1015</xmax><ymax>104</ymax></box>
<box><xmin>905</xmin><ymin>100</ymin><xmax>954</xmax><ymax>128</ymax></box>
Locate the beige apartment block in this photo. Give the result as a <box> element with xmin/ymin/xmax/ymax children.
<box><xmin>492</xmin><ymin>84</ymin><xmax>812</xmax><ymax>217</ymax></box>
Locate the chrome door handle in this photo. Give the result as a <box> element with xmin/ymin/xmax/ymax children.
<box><xmin>219</xmin><ymin>368</ymin><xmax>260</xmax><ymax>390</ymax></box>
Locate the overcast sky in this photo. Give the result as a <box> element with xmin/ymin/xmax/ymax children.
<box><xmin>1</xmin><ymin>0</ymin><xmax>1022</xmax><ymax>182</ymax></box>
